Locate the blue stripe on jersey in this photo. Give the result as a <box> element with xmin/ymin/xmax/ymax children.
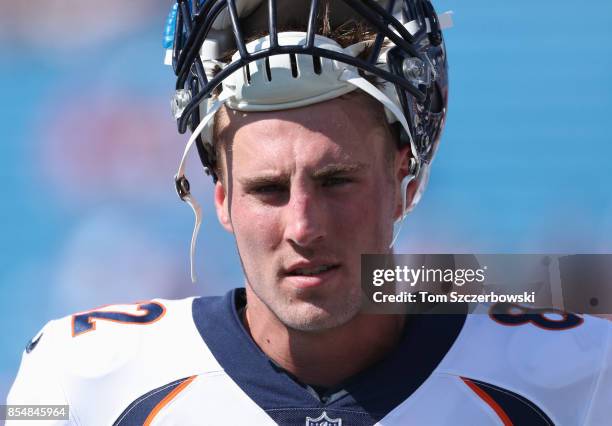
<box><xmin>112</xmin><ymin>376</ymin><xmax>192</xmax><ymax>426</ymax></box>
<box><xmin>192</xmin><ymin>288</ymin><xmax>467</xmax><ymax>424</ymax></box>
<box><xmin>463</xmin><ymin>378</ymin><xmax>554</xmax><ymax>425</ymax></box>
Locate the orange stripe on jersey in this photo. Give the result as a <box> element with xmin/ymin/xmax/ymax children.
<box><xmin>461</xmin><ymin>377</ymin><xmax>513</xmax><ymax>426</ymax></box>
<box><xmin>144</xmin><ymin>375</ymin><xmax>197</xmax><ymax>426</ymax></box>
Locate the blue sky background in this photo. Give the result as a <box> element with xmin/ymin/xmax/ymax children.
<box><xmin>0</xmin><ymin>0</ymin><xmax>611</xmax><ymax>400</ymax></box>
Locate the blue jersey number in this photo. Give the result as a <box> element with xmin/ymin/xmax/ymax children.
<box><xmin>72</xmin><ymin>302</ymin><xmax>166</xmax><ymax>337</ymax></box>
<box><xmin>489</xmin><ymin>302</ymin><xmax>583</xmax><ymax>331</ymax></box>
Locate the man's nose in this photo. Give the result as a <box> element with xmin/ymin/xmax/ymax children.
<box><xmin>283</xmin><ymin>186</ymin><xmax>325</xmax><ymax>247</ymax></box>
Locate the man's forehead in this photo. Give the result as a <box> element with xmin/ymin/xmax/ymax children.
<box><xmin>217</xmin><ymin>92</ymin><xmax>386</xmax><ymax>135</ymax></box>
<box><xmin>226</xmin><ymin>105</ymin><xmax>383</xmax><ymax>147</ymax></box>
<box><xmin>214</xmin><ymin>93</ymin><xmax>392</xmax><ymax>183</ymax></box>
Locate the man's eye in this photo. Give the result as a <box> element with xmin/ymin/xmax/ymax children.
<box><xmin>322</xmin><ymin>177</ymin><xmax>352</xmax><ymax>187</ymax></box>
<box><xmin>252</xmin><ymin>184</ymin><xmax>287</xmax><ymax>194</ymax></box>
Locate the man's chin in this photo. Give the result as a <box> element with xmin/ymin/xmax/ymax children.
<box><xmin>274</xmin><ymin>301</ymin><xmax>361</xmax><ymax>332</ymax></box>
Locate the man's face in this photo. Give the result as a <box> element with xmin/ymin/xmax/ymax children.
<box><xmin>214</xmin><ymin>94</ymin><xmax>408</xmax><ymax>331</ymax></box>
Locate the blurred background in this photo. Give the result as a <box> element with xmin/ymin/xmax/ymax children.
<box><xmin>0</xmin><ymin>0</ymin><xmax>611</xmax><ymax>401</ymax></box>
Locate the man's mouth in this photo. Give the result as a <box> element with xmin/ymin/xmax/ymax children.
<box><xmin>282</xmin><ymin>260</ymin><xmax>342</xmax><ymax>287</ymax></box>
<box><xmin>286</xmin><ymin>264</ymin><xmax>339</xmax><ymax>276</ymax></box>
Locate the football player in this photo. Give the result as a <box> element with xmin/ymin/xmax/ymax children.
<box><xmin>7</xmin><ymin>1</ymin><xmax>612</xmax><ymax>425</ymax></box>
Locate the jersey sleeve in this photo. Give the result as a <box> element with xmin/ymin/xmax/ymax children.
<box><xmin>6</xmin><ymin>320</ymin><xmax>75</xmax><ymax>425</ymax></box>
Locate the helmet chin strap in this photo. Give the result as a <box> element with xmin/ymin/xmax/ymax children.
<box><xmin>175</xmin><ymin>91</ymin><xmax>231</xmax><ymax>282</ymax></box>
<box><xmin>183</xmin><ymin>193</ymin><xmax>203</xmax><ymax>283</ymax></box>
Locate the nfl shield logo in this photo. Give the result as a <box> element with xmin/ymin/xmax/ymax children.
<box><xmin>305</xmin><ymin>411</ymin><xmax>342</xmax><ymax>426</ymax></box>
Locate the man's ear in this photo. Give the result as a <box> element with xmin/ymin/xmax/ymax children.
<box><xmin>394</xmin><ymin>146</ymin><xmax>418</xmax><ymax>220</ymax></box>
<box><xmin>214</xmin><ymin>181</ymin><xmax>233</xmax><ymax>233</ymax></box>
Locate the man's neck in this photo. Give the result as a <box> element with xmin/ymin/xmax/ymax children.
<box><xmin>242</xmin><ymin>286</ymin><xmax>406</xmax><ymax>388</ymax></box>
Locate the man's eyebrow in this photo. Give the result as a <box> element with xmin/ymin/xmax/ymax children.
<box><xmin>238</xmin><ymin>163</ymin><xmax>368</xmax><ymax>187</ymax></box>
<box><xmin>239</xmin><ymin>174</ymin><xmax>290</xmax><ymax>188</ymax></box>
<box><xmin>311</xmin><ymin>162</ymin><xmax>369</xmax><ymax>179</ymax></box>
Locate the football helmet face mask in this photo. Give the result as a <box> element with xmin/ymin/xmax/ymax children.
<box><xmin>163</xmin><ymin>0</ymin><xmax>451</xmax><ymax>280</ymax></box>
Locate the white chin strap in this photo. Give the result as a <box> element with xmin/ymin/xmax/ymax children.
<box><xmin>175</xmin><ymin>91</ymin><xmax>231</xmax><ymax>282</ymax></box>
<box><xmin>175</xmin><ymin>32</ymin><xmax>423</xmax><ymax>281</ymax></box>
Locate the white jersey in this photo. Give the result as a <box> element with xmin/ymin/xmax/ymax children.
<box><xmin>7</xmin><ymin>289</ymin><xmax>612</xmax><ymax>425</ymax></box>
